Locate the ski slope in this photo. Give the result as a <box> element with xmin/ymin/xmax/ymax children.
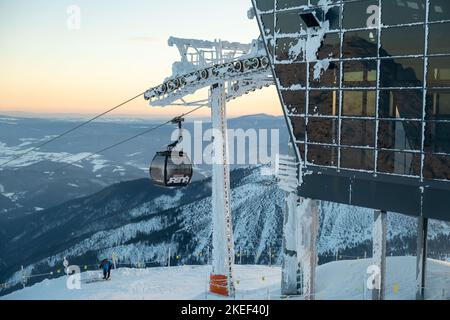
<box><xmin>2</xmin><ymin>257</ymin><xmax>449</xmax><ymax>300</ymax></box>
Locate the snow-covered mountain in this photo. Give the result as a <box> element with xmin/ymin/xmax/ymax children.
<box><xmin>0</xmin><ymin>114</ymin><xmax>288</xmax><ymax>216</ymax></box>
<box><xmin>1</xmin><ymin>166</ymin><xmax>449</xmax><ymax>297</ymax></box>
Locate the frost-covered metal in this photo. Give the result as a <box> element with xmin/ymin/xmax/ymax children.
<box><xmin>144</xmin><ymin>37</ymin><xmax>273</xmax><ymax>107</ymax></box>
<box><xmin>281</xmin><ymin>194</ymin><xmax>319</xmax><ymax>299</ymax></box>
<box><xmin>372</xmin><ymin>210</ymin><xmax>387</xmax><ymax>300</ymax></box>
<box><xmin>144</xmin><ymin>36</ymin><xmax>276</xmax><ymax>296</ymax></box>
<box><xmin>210</xmin><ymin>83</ymin><xmax>235</xmax><ymax>296</ymax></box>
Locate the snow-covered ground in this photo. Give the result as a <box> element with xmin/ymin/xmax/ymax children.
<box><xmin>2</xmin><ymin>257</ymin><xmax>449</xmax><ymax>300</ymax></box>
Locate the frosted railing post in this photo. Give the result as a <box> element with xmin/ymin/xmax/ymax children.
<box><xmin>281</xmin><ymin>196</ymin><xmax>319</xmax><ymax>299</ymax></box>
<box><xmin>299</xmin><ymin>199</ymin><xmax>319</xmax><ymax>301</ymax></box>
<box><xmin>416</xmin><ymin>216</ymin><xmax>428</xmax><ymax>300</ymax></box>
<box><xmin>281</xmin><ymin>192</ymin><xmax>301</xmax><ymax>296</ymax></box>
<box><xmin>372</xmin><ymin>210</ymin><xmax>387</xmax><ymax>300</ymax></box>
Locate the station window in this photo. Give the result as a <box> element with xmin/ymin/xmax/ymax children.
<box><xmin>317</xmin><ymin>33</ymin><xmax>341</xmax><ymax>60</ymax></box>
<box><xmin>277</xmin><ymin>0</ymin><xmax>306</xmax><ymax>10</ymax></box>
<box><xmin>423</xmin><ymin>153</ymin><xmax>450</xmax><ymax>180</ymax></box>
<box><xmin>255</xmin><ymin>0</ymin><xmax>274</xmax><ymax>12</ymax></box>
<box><xmin>343</xmin><ymin>30</ymin><xmax>378</xmax><ymax>58</ymax></box>
<box><xmin>381</xmin><ymin>0</ymin><xmax>426</xmax><ymax>25</ymax></box>
<box><xmin>341</xmin><ymin>148</ymin><xmax>375</xmax><ymax>171</ymax></box>
<box><xmin>289</xmin><ymin>116</ymin><xmax>306</xmax><ymax>141</ymax></box>
<box><xmin>377</xmin><ymin>150</ymin><xmax>421</xmax><ymax>176</ymax></box>
<box><xmin>309</xmin><ymin>62</ymin><xmax>340</xmax><ymax>88</ymax></box>
<box><xmin>380</xmin><ymin>58</ymin><xmax>424</xmax><ymax>87</ymax></box>
<box><xmin>378</xmin><ymin>120</ymin><xmax>422</xmax><ymax>151</ymax></box>
<box><xmin>275</xmin><ymin>63</ymin><xmax>307</xmax><ymax>88</ymax></box>
<box><xmin>307</xmin><ymin>145</ymin><xmax>338</xmax><ymax>167</ymax></box>
<box><xmin>276</xmin><ymin>11</ymin><xmax>307</xmax><ymax>34</ymax></box>
<box><xmin>428</xmin><ymin>56</ymin><xmax>450</xmax><ymax>87</ymax></box>
<box><xmin>281</xmin><ymin>90</ymin><xmax>306</xmax><ymax>115</ymax></box>
<box><xmin>260</xmin><ymin>14</ymin><xmax>274</xmax><ymax>36</ymax></box>
<box><xmin>307</xmin><ymin>118</ymin><xmax>338</xmax><ymax>144</ymax></box>
<box><xmin>428</xmin><ymin>22</ymin><xmax>450</xmax><ymax>54</ymax></box>
<box><xmin>429</xmin><ymin>0</ymin><xmax>450</xmax><ymax>22</ymax></box>
<box><xmin>308</xmin><ymin>90</ymin><xmax>338</xmax><ymax>116</ymax></box>
<box><xmin>343</xmin><ymin>60</ymin><xmax>377</xmax><ymax>87</ymax></box>
<box><xmin>276</xmin><ymin>37</ymin><xmax>303</xmax><ymax>62</ymax></box>
<box><xmin>380</xmin><ymin>25</ymin><xmax>425</xmax><ymax>57</ymax></box>
<box><xmin>341</xmin><ymin>119</ymin><xmax>375</xmax><ymax>147</ymax></box>
<box><xmin>342</xmin><ymin>91</ymin><xmax>376</xmax><ymax>117</ymax></box>
<box><xmin>426</xmin><ymin>90</ymin><xmax>450</xmax><ymax>121</ymax></box>
<box><xmin>379</xmin><ymin>90</ymin><xmax>423</xmax><ymax>119</ymax></box>
<box><xmin>424</xmin><ymin>121</ymin><xmax>450</xmax><ymax>154</ymax></box>
<box><xmin>343</xmin><ymin>0</ymin><xmax>379</xmax><ymax>30</ymax></box>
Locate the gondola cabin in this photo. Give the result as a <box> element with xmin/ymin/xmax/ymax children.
<box><xmin>149</xmin><ymin>150</ymin><xmax>193</xmax><ymax>188</ymax></box>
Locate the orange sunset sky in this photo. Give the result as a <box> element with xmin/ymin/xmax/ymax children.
<box><xmin>0</xmin><ymin>0</ymin><xmax>282</xmax><ymax>119</ymax></box>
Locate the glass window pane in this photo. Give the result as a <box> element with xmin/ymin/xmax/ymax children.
<box><xmin>255</xmin><ymin>0</ymin><xmax>275</xmax><ymax>12</ymax></box>
<box><xmin>343</xmin><ymin>0</ymin><xmax>379</xmax><ymax>29</ymax></box>
<box><xmin>341</xmin><ymin>119</ymin><xmax>375</xmax><ymax>147</ymax></box>
<box><xmin>424</xmin><ymin>154</ymin><xmax>450</xmax><ymax>180</ymax></box>
<box><xmin>429</xmin><ymin>22</ymin><xmax>450</xmax><ymax>54</ymax></box>
<box><xmin>309</xmin><ymin>90</ymin><xmax>339</xmax><ymax>116</ymax></box>
<box><xmin>281</xmin><ymin>90</ymin><xmax>306</xmax><ymax>115</ymax></box>
<box><xmin>341</xmin><ymin>148</ymin><xmax>375</xmax><ymax>171</ymax></box>
<box><xmin>296</xmin><ymin>143</ymin><xmax>306</xmax><ymax>161</ymax></box>
<box><xmin>425</xmin><ymin>121</ymin><xmax>450</xmax><ymax>153</ymax></box>
<box><xmin>274</xmin><ymin>63</ymin><xmax>307</xmax><ymax>88</ymax></box>
<box><xmin>277</xmin><ymin>0</ymin><xmax>307</xmax><ymax>10</ymax></box>
<box><xmin>378</xmin><ymin>120</ymin><xmax>422</xmax><ymax>151</ymax></box>
<box><xmin>377</xmin><ymin>150</ymin><xmax>421</xmax><ymax>176</ymax></box>
<box><xmin>342</xmin><ymin>91</ymin><xmax>376</xmax><ymax>117</ymax></box>
<box><xmin>317</xmin><ymin>33</ymin><xmax>340</xmax><ymax>60</ymax></box>
<box><xmin>428</xmin><ymin>57</ymin><xmax>450</xmax><ymax>87</ymax></box>
<box><xmin>260</xmin><ymin>14</ymin><xmax>274</xmax><ymax>36</ymax></box>
<box><xmin>276</xmin><ymin>37</ymin><xmax>303</xmax><ymax>62</ymax></box>
<box><xmin>307</xmin><ymin>118</ymin><xmax>338</xmax><ymax>144</ymax></box>
<box><xmin>381</xmin><ymin>0</ymin><xmax>425</xmax><ymax>25</ymax></box>
<box><xmin>426</xmin><ymin>90</ymin><xmax>450</xmax><ymax>120</ymax></box>
<box><xmin>255</xmin><ymin>0</ymin><xmax>274</xmax><ymax>12</ymax></box>
<box><xmin>343</xmin><ymin>60</ymin><xmax>377</xmax><ymax>87</ymax></box>
<box><xmin>380</xmin><ymin>58</ymin><xmax>424</xmax><ymax>87</ymax></box>
<box><xmin>326</xmin><ymin>5</ymin><xmax>341</xmax><ymax>30</ymax></box>
<box><xmin>276</xmin><ymin>11</ymin><xmax>306</xmax><ymax>34</ymax></box>
<box><xmin>379</xmin><ymin>90</ymin><xmax>423</xmax><ymax>119</ymax></box>
<box><xmin>380</xmin><ymin>26</ymin><xmax>425</xmax><ymax>57</ymax></box>
<box><xmin>307</xmin><ymin>145</ymin><xmax>338</xmax><ymax>167</ymax></box>
<box><xmin>289</xmin><ymin>116</ymin><xmax>306</xmax><ymax>141</ymax></box>
<box><xmin>309</xmin><ymin>61</ymin><xmax>340</xmax><ymax>87</ymax></box>
<box><xmin>343</xmin><ymin>30</ymin><xmax>378</xmax><ymax>58</ymax></box>
<box><xmin>429</xmin><ymin>0</ymin><xmax>450</xmax><ymax>22</ymax></box>
<box><xmin>150</xmin><ymin>154</ymin><xmax>166</xmax><ymax>184</ymax></box>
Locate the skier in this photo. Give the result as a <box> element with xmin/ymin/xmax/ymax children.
<box><xmin>99</xmin><ymin>258</ymin><xmax>113</xmax><ymax>280</ymax></box>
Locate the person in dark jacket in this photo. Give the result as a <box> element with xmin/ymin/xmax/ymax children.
<box><xmin>99</xmin><ymin>259</ymin><xmax>113</xmax><ymax>280</ymax></box>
